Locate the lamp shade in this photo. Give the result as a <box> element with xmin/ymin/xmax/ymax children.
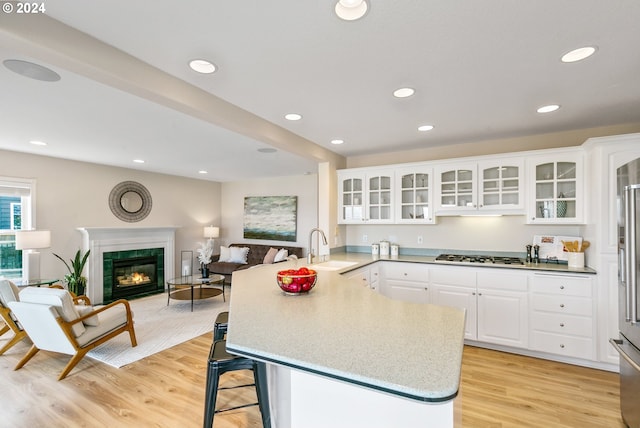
<box><xmin>15</xmin><ymin>230</ymin><xmax>51</xmax><ymax>250</ymax></box>
<box><xmin>204</xmin><ymin>226</ymin><xmax>219</xmax><ymax>239</ymax></box>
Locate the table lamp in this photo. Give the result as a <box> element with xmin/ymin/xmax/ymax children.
<box><xmin>15</xmin><ymin>230</ymin><xmax>51</xmax><ymax>280</ymax></box>
<box><xmin>204</xmin><ymin>226</ymin><xmax>219</xmax><ymax>243</ymax></box>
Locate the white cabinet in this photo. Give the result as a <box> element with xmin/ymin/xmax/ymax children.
<box><xmin>526</xmin><ymin>150</ymin><xmax>584</xmax><ymax>224</ymax></box>
<box><xmin>395</xmin><ymin>166</ymin><xmax>435</xmax><ymax>224</ymax></box>
<box><xmin>529</xmin><ymin>273</ymin><xmax>595</xmax><ymax>360</ymax></box>
<box><xmin>345</xmin><ymin>264</ymin><xmax>380</xmax><ymax>292</ymax></box>
<box><xmin>476</xmin><ymin>271</ymin><xmax>528</xmax><ymax>348</ymax></box>
<box><xmin>430</xmin><ymin>267</ymin><xmax>528</xmax><ymax>348</ymax></box>
<box><xmin>338</xmin><ymin>170</ymin><xmax>394</xmax><ymax>224</ymax></box>
<box><xmin>477</xmin><ymin>159</ymin><xmax>525</xmax><ymax>212</ymax></box>
<box><xmin>430</xmin><ymin>267</ymin><xmax>477</xmax><ymax>340</ymax></box>
<box><xmin>435</xmin><ymin>158</ymin><xmax>525</xmax><ymax>215</ymax></box>
<box><xmin>435</xmin><ymin>162</ymin><xmax>477</xmax><ymax>214</ymax></box>
<box><xmin>582</xmin><ymin>133</ymin><xmax>640</xmax><ymax>366</ymax></box>
<box><xmin>379</xmin><ymin>262</ymin><xmax>430</xmax><ymax>303</ymax></box>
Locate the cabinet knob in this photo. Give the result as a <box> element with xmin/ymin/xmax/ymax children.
<box><xmin>404</xmin><ymin>273</ymin><xmax>408</xmax><ymax>276</ymax></box>
<box><xmin>560</xmin><ymin>323</ymin><xmax>565</xmax><ymax>327</ymax></box>
<box><xmin>560</xmin><ymin>344</ymin><xmax>565</xmax><ymax>349</ymax></box>
<box><xmin>472</xmin><ymin>292</ymin><xmax>476</xmax><ymax>296</ymax></box>
<box><xmin>560</xmin><ymin>285</ymin><xmax>565</xmax><ymax>290</ymax></box>
<box><xmin>560</xmin><ymin>304</ymin><xmax>565</xmax><ymax>308</ymax></box>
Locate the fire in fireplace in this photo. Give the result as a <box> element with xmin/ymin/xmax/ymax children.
<box><xmin>112</xmin><ymin>256</ymin><xmax>158</xmax><ymax>299</ymax></box>
<box><xmin>103</xmin><ymin>248</ymin><xmax>164</xmax><ymax>302</ymax></box>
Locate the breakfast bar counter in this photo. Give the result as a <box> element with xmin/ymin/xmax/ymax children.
<box><xmin>226</xmin><ymin>261</ymin><xmax>466</xmax><ymax>428</ymax></box>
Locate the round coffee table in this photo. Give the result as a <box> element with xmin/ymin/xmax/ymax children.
<box><xmin>167</xmin><ymin>274</ymin><xmax>225</xmax><ymax>312</ymax></box>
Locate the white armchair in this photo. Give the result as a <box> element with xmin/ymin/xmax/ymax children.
<box><xmin>0</xmin><ymin>279</ymin><xmax>28</xmax><ymax>355</ymax></box>
<box><xmin>9</xmin><ymin>287</ymin><xmax>137</xmax><ymax>380</ymax></box>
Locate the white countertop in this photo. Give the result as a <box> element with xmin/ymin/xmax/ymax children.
<box><xmin>226</xmin><ymin>261</ymin><xmax>466</xmax><ymax>402</ymax></box>
<box><xmin>315</xmin><ymin>251</ymin><xmax>597</xmax><ymax>275</ymax></box>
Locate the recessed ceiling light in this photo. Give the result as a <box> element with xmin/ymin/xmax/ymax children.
<box><xmin>3</xmin><ymin>59</ymin><xmax>61</xmax><ymax>82</ymax></box>
<box><xmin>331</xmin><ymin>139</ymin><xmax>344</xmax><ymax>145</ymax></box>
<box><xmin>198</xmin><ymin>170</ymin><xmax>208</xmax><ymax>174</ymax></box>
<box><xmin>393</xmin><ymin>87</ymin><xmax>415</xmax><ymax>98</ymax></box>
<box><xmin>561</xmin><ymin>46</ymin><xmax>597</xmax><ymax>63</ymax></box>
<box><xmin>29</xmin><ymin>140</ymin><xmax>47</xmax><ymax>146</ymax></box>
<box><xmin>335</xmin><ymin>0</ymin><xmax>368</xmax><ymax>21</ymax></box>
<box><xmin>258</xmin><ymin>148</ymin><xmax>277</xmax><ymax>153</ymax></box>
<box><xmin>537</xmin><ymin>104</ymin><xmax>560</xmax><ymax>114</ymax></box>
<box><xmin>189</xmin><ymin>59</ymin><xmax>217</xmax><ymax>74</ymax></box>
<box><xmin>418</xmin><ymin>125</ymin><xmax>434</xmax><ymax>132</ymax></box>
<box><xmin>285</xmin><ymin>113</ymin><xmax>302</xmax><ymax>121</ymax></box>
<box><xmin>133</xmin><ymin>159</ymin><xmax>145</xmax><ymax>164</ymax></box>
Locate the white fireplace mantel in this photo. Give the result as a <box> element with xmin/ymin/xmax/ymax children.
<box><xmin>77</xmin><ymin>227</ymin><xmax>177</xmax><ymax>303</ymax></box>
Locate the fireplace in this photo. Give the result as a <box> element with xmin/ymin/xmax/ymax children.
<box><xmin>103</xmin><ymin>248</ymin><xmax>164</xmax><ymax>303</ymax></box>
<box><xmin>112</xmin><ymin>255</ymin><xmax>160</xmax><ymax>299</ymax></box>
<box><xmin>78</xmin><ymin>227</ymin><xmax>176</xmax><ymax>304</ymax></box>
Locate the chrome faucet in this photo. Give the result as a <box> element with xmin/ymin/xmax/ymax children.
<box><xmin>307</xmin><ymin>228</ymin><xmax>328</xmax><ymax>264</ymax></box>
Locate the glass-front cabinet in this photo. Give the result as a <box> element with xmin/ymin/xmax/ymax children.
<box><xmin>338</xmin><ymin>172</ymin><xmax>365</xmax><ymax>223</ymax></box>
<box><xmin>477</xmin><ymin>159</ymin><xmax>524</xmax><ymax>212</ymax></box>
<box><xmin>395</xmin><ymin>167</ymin><xmax>434</xmax><ymax>223</ymax></box>
<box><xmin>436</xmin><ymin>159</ymin><xmax>525</xmax><ymax>215</ymax></box>
<box><xmin>338</xmin><ymin>170</ymin><xmax>394</xmax><ymax>224</ymax></box>
<box><xmin>436</xmin><ymin>162</ymin><xmax>477</xmax><ymax>213</ymax></box>
<box><xmin>527</xmin><ymin>151</ymin><xmax>584</xmax><ymax>224</ymax></box>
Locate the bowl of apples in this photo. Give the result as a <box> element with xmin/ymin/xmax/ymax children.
<box><xmin>276</xmin><ymin>267</ymin><xmax>317</xmax><ymax>295</ymax></box>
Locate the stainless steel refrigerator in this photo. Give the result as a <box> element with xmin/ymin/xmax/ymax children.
<box><xmin>612</xmin><ymin>157</ymin><xmax>640</xmax><ymax>427</ymax></box>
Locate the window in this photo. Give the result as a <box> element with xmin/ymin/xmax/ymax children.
<box><xmin>0</xmin><ymin>177</ymin><xmax>35</xmax><ymax>279</ymax></box>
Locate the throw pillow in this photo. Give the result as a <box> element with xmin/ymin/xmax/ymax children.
<box><xmin>219</xmin><ymin>246</ymin><xmax>232</xmax><ymax>262</ymax></box>
<box><xmin>75</xmin><ymin>304</ymin><xmax>100</xmax><ymax>327</ymax></box>
<box><xmin>273</xmin><ymin>248</ymin><xmax>289</xmax><ymax>263</ymax></box>
<box><xmin>229</xmin><ymin>246</ymin><xmax>250</xmax><ymax>264</ymax></box>
<box><xmin>263</xmin><ymin>247</ymin><xmax>278</xmax><ymax>264</ymax></box>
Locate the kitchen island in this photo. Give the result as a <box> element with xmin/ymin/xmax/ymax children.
<box><xmin>226</xmin><ymin>261</ymin><xmax>466</xmax><ymax>428</ymax></box>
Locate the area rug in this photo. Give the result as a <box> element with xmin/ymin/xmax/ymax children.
<box><xmin>87</xmin><ymin>292</ymin><xmax>229</xmax><ymax>368</ymax></box>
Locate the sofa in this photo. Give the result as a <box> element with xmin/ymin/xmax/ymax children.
<box><xmin>207</xmin><ymin>243</ymin><xmax>304</xmax><ymax>284</ymax></box>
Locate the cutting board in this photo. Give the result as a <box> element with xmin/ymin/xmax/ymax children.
<box><xmin>532</xmin><ymin>235</ymin><xmax>582</xmax><ymax>261</ymax></box>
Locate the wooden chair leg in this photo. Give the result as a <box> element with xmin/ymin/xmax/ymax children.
<box><xmin>0</xmin><ymin>330</ymin><xmax>27</xmax><ymax>355</ymax></box>
<box><xmin>58</xmin><ymin>348</ymin><xmax>90</xmax><ymax>381</ymax></box>
<box><xmin>14</xmin><ymin>345</ymin><xmax>40</xmax><ymax>370</ymax></box>
<box><xmin>0</xmin><ymin>323</ymin><xmax>10</xmax><ymax>336</ymax></box>
<box><xmin>127</xmin><ymin>323</ymin><xmax>138</xmax><ymax>347</ymax></box>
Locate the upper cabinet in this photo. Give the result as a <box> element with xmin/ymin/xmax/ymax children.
<box><xmin>435</xmin><ymin>158</ymin><xmax>525</xmax><ymax>215</ymax></box>
<box><xmin>395</xmin><ymin>166</ymin><xmax>435</xmax><ymax>224</ymax></box>
<box><xmin>338</xmin><ymin>170</ymin><xmax>394</xmax><ymax>224</ymax></box>
<box><xmin>526</xmin><ymin>151</ymin><xmax>584</xmax><ymax>224</ymax></box>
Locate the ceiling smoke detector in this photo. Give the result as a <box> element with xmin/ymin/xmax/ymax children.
<box><xmin>335</xmin><ymin>0</ymin><xmax>368</xmax><ymax>21</ymax></box>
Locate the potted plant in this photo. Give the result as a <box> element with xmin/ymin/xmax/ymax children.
<box><xmin>53</xmin><ymin>249</ymin><xmax>90</xmax><ymax>296</ymax></box>
<box><xmin>197</xmin><ymin>240</ymin><xmax>214</xmax><ymax>278</ymax></box>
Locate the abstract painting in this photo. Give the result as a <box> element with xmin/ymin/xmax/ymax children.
<box><xmin>243</xmin><ymin>196</ymin><xmax>297</xmax><ymax>241</ymax></box>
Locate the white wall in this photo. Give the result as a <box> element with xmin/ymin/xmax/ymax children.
<box><xmin>0</xmin><ymin>149</ymin><xmax>221</xmax><ymax>280</ymax></box>
<box><xmin>346</xmin><ymin>216</ymin><xmax>583</xmax><ymax>254</ymax></box>
<box><xmin>220</xmin><ymin>174</ymin><xmax>319</xmax><ymax>252</ymax></box>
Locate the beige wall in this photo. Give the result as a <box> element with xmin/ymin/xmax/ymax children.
<box><xmin>220</xmin><ymin>174</ymin><xmax>319</xmax><ymax>253</ymax></box>
<box><xmin>1</xmin><ymin>149</ymin><xmax>221</xmax><ymax>280</ymax></box>
<box><xmin>346</xmin><ymin>124</ymin><xmax>640</xmax><ymax>168</ymax></box>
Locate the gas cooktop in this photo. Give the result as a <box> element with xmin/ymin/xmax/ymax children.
<box><xmin>435</xmin><ymin>254</ymin><xmax>525</xmax><ymax>265</ymax></box>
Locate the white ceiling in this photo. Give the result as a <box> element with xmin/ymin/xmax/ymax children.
<box><xmin>1</xmin><ymin>1</ymin><xmax>640</xmax><ymax>182</ymax></box>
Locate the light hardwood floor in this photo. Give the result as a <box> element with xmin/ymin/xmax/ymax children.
<box><xmin>0</xmin><ymin>333</ymin><xmax>625</xmax><ymax>427</ymax></box>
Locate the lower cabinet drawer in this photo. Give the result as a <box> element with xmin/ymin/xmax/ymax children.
<box><xmin>530</xmin><ymin>331</ymin><xmax>594</xmax><ymax>360</ymax></box>
<box><xmin>530</xmin><ymin>312</ymin><xmax>593</xmax><ymax>337</ymax></box>
<box><xmin>531</xmin><ymin>294</ymin><xmax>593</xmax><ymax>316</ymax></box>
<box><xmin>383</xmin><ymin>262</ymin><xmax>429</xmax><ymax>282</ymax></box>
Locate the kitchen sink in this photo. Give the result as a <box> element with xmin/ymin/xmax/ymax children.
<box><xmin>308</xmin><ymin>260</ymin><xmax>359</xmax><ymax>271</ymax></box>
